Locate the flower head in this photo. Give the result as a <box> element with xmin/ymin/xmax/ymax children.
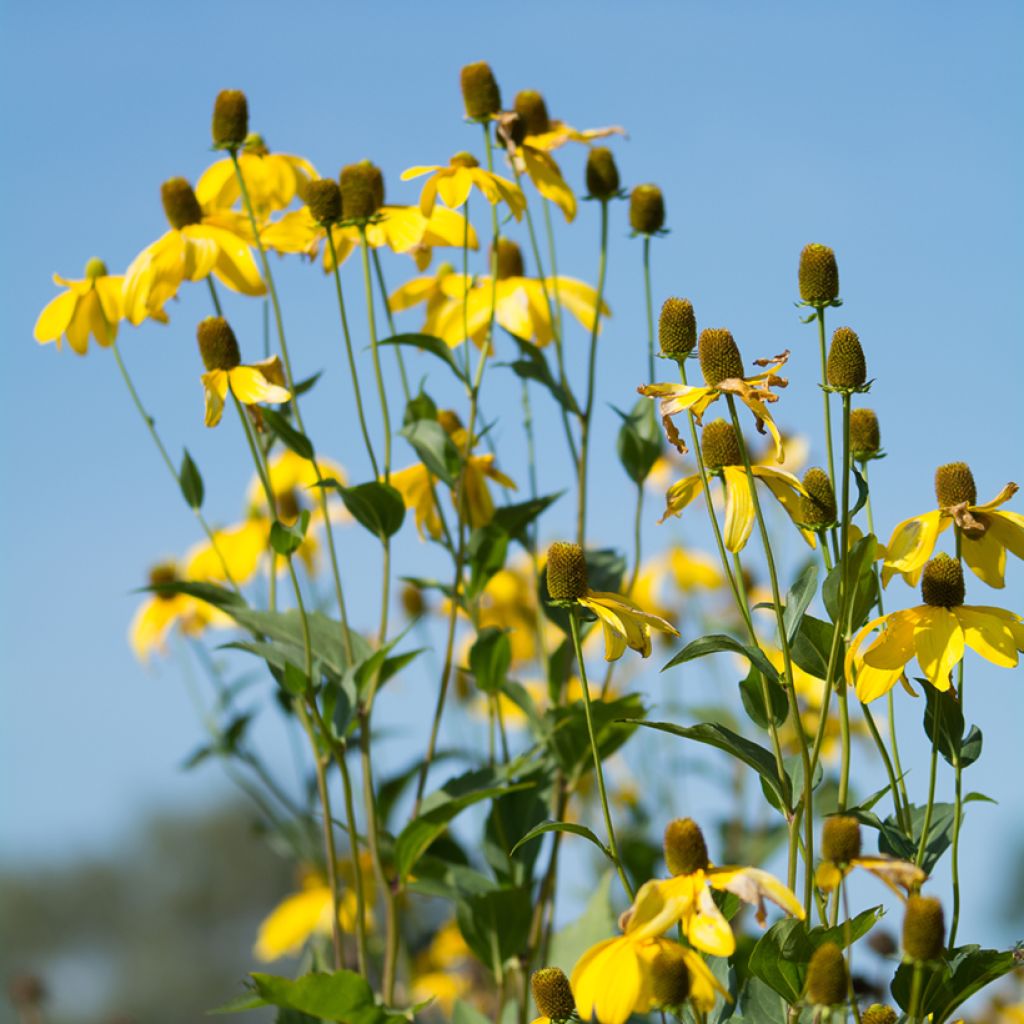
<box><xmin>211</xmin><ymin>89</ymin><xmax>248</xmax><ymax>150</ymax></box>
<box><xmin>460</xmin><ymin>61</ymin><xmax>501</xmax><ymax>121</ymax></box>
<box><xmin>530</xmin><ymin>967</ymin><xmax>576</xmax><ymax>1023</ymax></box>
<box><xmin>850</xmin><ymin>407</ymin><xmax>882</xmax><ymax>462</ymax></box>
<box><xmin>402</xmin><ymin>152</ymin><xmax>525</xmax><ymax>221</ymax></box>
<box><xmin>658</xmin><ymin>297</ymin><xmax>697</xmax><ymax>360</ymax></box>
<box><xmin>585</xmin><ymin>146</ymin><xmax>620</xmax><ymax>201</ymax></box>
<box><xmin>902</xmin><ymin>895</ymin><xmax>945</xmax><ymax>962</ymax></box>
<box><xmin>629</xmin><ymin>184</ymin><xmax>666</xmax><ymax>235</ymax></box>
<box><xmin>826</xmin><ymin>326</ymin><xmax>868</xmax><ymax>391</ymax></box>
<box><xmin>513</xmin><ymin>88</ymin><xmax>626</xmax><ymax>152</ymax></box>
<box><xmin>805</xmin><ymin>942</ymin><xmax>848</xmax><ymax>1008</ymax></box>
<box><xmin>34</xmin><ymin>258</ymin><xmax>131</xmax><ymax>354</ymax></box>
<box><xmin>799</xmin><ymin>243</ymin><xmax>840</xmax><ymax>305</ymax></box>
<box><xmin>814</xmin><ymin>815</ymin><xmax>925</xmax><ymax>898</ymax></box>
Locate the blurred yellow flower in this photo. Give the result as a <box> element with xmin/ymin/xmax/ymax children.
<box><xmin>513</xmin><ymin>89</ymin><xmax>626</xmax><ymax>153</ymax></box>
<box><xmin>668</xmin><ymin>545</ymin><xmax>724</xmax><ymax>592</ymax></box>
<box><xmin>184</xmin><ymin>520</ymin><xmax>267</xmax><ymax>587</ymax></box>
<box><xmin>409</xmin><ymin>920</ymin><xmax>473</xmax><ymax>1015</ymax></box>
<box><xmin>402</xmin><ymin>152</ymin><xmax>526</xmax><ymax>220</ymax></box>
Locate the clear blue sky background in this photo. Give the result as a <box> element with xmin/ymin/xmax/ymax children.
<box><xmin>2</xmin><ymin>0</ymin><xmax>1022</xmax><ymax>958</ymax></box>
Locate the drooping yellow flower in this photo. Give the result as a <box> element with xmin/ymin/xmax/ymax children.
<box><xmin>847</xmin><ymin>554</ymin><xmax>1024</xmax><ymax>702</ymax></box>
<box><xmin>814</xmin><ymin>815</ymin><xmax>925</xmax><ymax>899</ymax></box>
<box><xmin>639</xmin><ymin>329</ymin><xmax>790</xmax><ymax>462</ymax></box>
<box><xmin>883</xmin><ymin>462</ymin><xmax>1023</xmax><ymax>588</ymax></box>
<box><xmin>34</xmin><ymin>258</ymin><xmax>136</xmax><ymax>354</ymax></box>
<box><xmin>129</xmin><ymin>563</ymin><xmax>230</xmax><ymax>661</ymax></box>
<box><xmin>513</xmin><ymin>89</ymin><xmax>626</xmax><ymax>153</ymax></box>
<box><xmin>546</xmin><ymin>542</ymin><xmax>679</xmax><ymax>661</ymax></box>
<box><xmin>652</xmin><ymin>818</ymin><xmax>804</xmax><ymax>957</ymax></box>
<box><xmin>184</xmin><ymin>520</ymin><xmax>267</xmax><ymax>587</ymax></box>
<box><xmin>493</xmin><ymin>117</ymin><xmax>578</xmax><ymax>222</ymax></box>
<box><xmin>195</xmin><ymin>317</ymin><xmax>291</xmax><ymax>428</ymax></box>
<box><xmin>402</xmin><ymin>152</ymin><xmax>526</xmax><ymax>221</ymax></box>
<box><xmin>123</xmin><ymin>178</ymin><xmax>265</xmax><ymax>325</ymax></box>
<box><xmin>571</xmin><ymin>879</ymin><xmax>727</xmax><ymax>1024</ymax></box>
<box><xmin>196</xmin><ymin>133</ymin><xmax>317</xmax><ymax>217</ymax></box>
<box><xmin>668</xmin><ymin>545</ymin><xmax>725</xmax><ymax>592</ymax></box>
<box><xmin>660</xmin><ymin>419</ymin><xmax>813</xmax><ymax>552</ymax></box>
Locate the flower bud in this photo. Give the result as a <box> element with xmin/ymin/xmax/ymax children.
<box><xmin>649</xmin><ymin>944</ymin><xmax>691</xmax><ymax>1007</ymax></box>
<box><xmin>862</xmin><ymin>1006</ymin><xmax>898</xmax><ymax>1024</ymax></box>
<box><xmin>934</xmin><ymin>461</ymin><xmax>977</xmax><ymax>509</ymax></box>
<box><xmin>530</xmin><ymin>967</ymin><xmax>575</xmax><ymax>1022</ymax></box>
<box><xmin>243</xmin><ymin>132</ymin><xmax>268</xmax><ymax>156</ymax></box>
<box><xmin>658</xmin><ymin>298</ymin><xmax>696</xmax><ymax>358</ymax></box>
<box><xmin>902</xmin><ymin>895</ymin><xmax>945</xmax><ymax>961</ymax></box>
<box><xmin>850</xmin><ymin>408</ymin><xmax>881</xmax><ymax>461</ymax></box>
<box><xmin>212</xmin><ymin>89</ymin><xmax>249</xmax><ymax>149</ymax></box>
<box><xmin>664</xmin><ymin>818</ymin><xmax>710</xmax><ymax>876</ymax></box>
<box><xmin>801</xmin><ymin>467</ymin><xmax>838</xmax><ymax>529</ymax></box>
<box><xmin>450</xmin><ymin>151</ymin><xmax>480</xmax><ymax>169</ymax></box>
<box><xmin>799</xmin><ymin>243</ymin><xmax>840</xmax><ymax>304</ymax></box>
<box><xmin>822</xmin><ymin>815</ymin><xmax>861</xmax><ymax>863</ymax></box>
<box><xmin>630</xmin><ymin>184</ymin><xmax>666</xmax><ymax>234</ymax></box>
<box><xmin>494</xmin><ymin>237</ymin><xmax>525</xmax><ymax>280</ymax></box>
<box><xmin>701</xmin><ymin>419</ymin><xmax>741</xmax><ymax>471</ymax></box>
<box><xmin>921</xmin><ymin>554</ymin><xmax>965</xmax><ymax>609</ymax></box>
<box><xmin>306</xmin><ymin>179</ymin><xmax>342</xmax><ymax>225</ymax></box>
<box><xmin>196</xmin><ymin>316</ymin><xmax>241</xmax><ymax>372</ymax></box>
<box><xmin>698</xmin><ymin>328</ymin><xmax>744</xmax><ymax>387</ymax></box>
<box><xmin>161</xmin><ymin>177</ymin><xmax>203</xmax><ymax>229</ymax></box>
<box><xmin>460</xmin><ymin>61</ymin><xmax>501</xmax><ymax>121</ymax></box>
<box><xmin>546</xmin><ymin>542</ymin><xmax>589</xmax><ymax>601</ymax></box>
<box><xmin>827</xmin><ymin>327</ymin><xmax>867</xmax><ymax>389</ymax></box>
<box><xmin>585</xmin><ymin>147</ymin><xmax>620</xmax><ymax>200</ymax></box>
<box><xmin>85</xmin><ymin>257</ymin><xmax>108</xmax><ymax>280</ymax></box>
<box><xmin>515</xmin><ymin>89</ymin><xmax>551</xmax><ymax>136</ymax></box>
<box><xmin>339</xmin><ymin>161</ymin><xmax>384</xmax><ymax>222</ymax></box>
<box><xmin>805</xmin><ymin>943</ymin><xmax>848</xmax><ymax>1007</ymax></box>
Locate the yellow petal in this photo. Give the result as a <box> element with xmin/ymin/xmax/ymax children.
<box><xmin>883</xmin><ymin>510</ymin><xmax>947</xmax><ymax>584</ymax></box>
<box><xmin>962</xmin><ymin>529</ymin><xmax>1007</xmax><ymax>587</ymax></box>
<box><xmin>954</xmin><ymin>606</ymin><xmax>1021</xmax><ymax>668</ymax></box>
<box><xmin>202</xmin><ymin>370</ymin><xmax>229</xmax><ymax>427</ymax></box>
<box><xmin>571</xmin><ymin>938</ymin><xmax>643</xmax><ymax>1024</ymax></box>
<box><xmin>913</xmin><ymin>607</ymin><xmax>963</xmax><ymax>690</ymax></box>
<box><xmin>33</xmin><ymin>289</ymin><xmax>77</xmax><ymax>345</ymax></box>
<box><xmin>988</xmin><ymin>509</ymin><xmax>1024</xmax><ymax>561</ymax></box>
<box><xmin>253</xmin><ymin>885</ymin><xmax>332</xmax><ymax>961</ymax></box>
<box><xmin>814</xmin><ymin>861</ymin><xmax>846</xmax><ymax>892</ymax></box>
<box><xmin>708</xmin><ymin>865</ymin><xmax>805</xmax><ymax>923</ymax></box>
<box><xmin>229</xmin><ymin>365</ymin><xmax>292</xmax><ymax>406</ymax></box>
<box><xmin>722</xmin><ymin>465</ymin><xmax>756</xmax><ymax>552</ymax></box>
<box><xmin>522</xmin><ymin>146</ymin><xmax>577</xmax><ymax>222</ymax></box>
<box><xmin>685</xmin><ymin>884</ymin><xmax>735</xmax><ymax>957</ymax></box>
<box><xmin>436</xmin><ymin>167</ymin><xmax>474</xmax><ymax>210</ymax></box>
<box><xmin>660</xmin><ymin>474</ymin><xmax>703</xmax><ymax>522</ymax></box>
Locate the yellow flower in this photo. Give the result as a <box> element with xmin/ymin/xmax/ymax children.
<box><xmin>123</xmin><ymin>178</ymin><xmax>265</xmax><ymax>325</ymax></box>
<box><xmin>659</xmin><ymin>419</ymin><xmax>813</xmax><ymax>552</ymax></box>
<box><xmin>668</xmin><ymin>545</ymin><xmax>725</xmax><ymax>592</ymax></box>
<box><xmin>196</xmin><ymin>134</ymin><xmax>317</xmax><ymax>217</ymax></box>
<box><xmin>571</xmin><ymin>880</ymin><xmax>727</xmax><ymax>1024</ymax></box>
<box><xmin>814</xmin><ymin>815</ymin><xmax>925</xmax><ymax>899</ymax></box>
<box><xmin>652</xmin><ymin>818</ymin><xmax>804</xmax><ymax>957</ymax></box>
<box><xmin>195</xmin><ymin>316</ymin><xmax>291</xmax><ymax>428</ymax></box>
<box><xmin>34</xmin><ymin>258</ymin><xmax>134</xmax><ymax>354</ymax></box>
<box><xmin>402</xmin><ymin>152</ymin><xmax>526</xmax><ymax>221</ymax></box>
<box><xmin>883</xmin><ymin>462</ymin><xmax>1023</xmax><ymax>588</ymax></box>
<box><xmin>184</xmin><ymin>520</ymin><xmax>268</xmax><ymax>587</ymax></box>
<box><xmin>129</xmin><ymin>563</ymin><xmax>229</xmax><ymax>661</ymax></box>
<box><xmin>847</xmin><ymin>554</ymin><xmax>1024</xmax><ymax>702</ymax></box>
<box><xmin>513</xmin><ymin>89</ymin><xmax>626</xmax><ymax>153</ymax></box>
<box><xmin>639</xmin><ymin>329</ymin><xmax>790</xmax><ymax>462</ymax></box>
<box><xmin>410</xmin><ymin>920</ymin><xmax>472</xmax><ymax>1015</ymax></box>
<box><xmin>493</xmin><ymin>122</ymin><xmax>577</xmax><ymax>222</ymax></box>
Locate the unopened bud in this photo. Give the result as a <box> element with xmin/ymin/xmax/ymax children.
<box><xmin>902</xmin><ymin>895</ymin><xmax>945</xmax><ymax>962</ymax></box>
<box><xmin>805</xmin><ymin>943</ymin><xmax>848</xmax><ymax>1007</ymax></box>
<box><xmin>850</xmin><ymin>408</ymin><xmax>881</xmax><ymax>461</ymax></box>
<box><xmin>799</xmin><ymin>243</ymin><xmax>840</xmax><ymax>304</ymax></box>
<box><xmin>306</xmin><ymin>179</ymin><xmax>342</xmax><ymax>225</ymax></box>
<box><xmin>161</xmin><ymin>177</ymin><xmax>203</xmax><ymax>229</ymax></box>
<box><xmin>801</xmin><ymin>467</ymin><xmax>838</xmax><ymax>529</ymax></box>
<box><xmin>530</xmin><ymin>967</ymin><xmax>575</xmax><ymax>1022</ymax></box>
<box><xmin>196</xmin><ymin>316</ymin><xmax>241</xmax><ymax>372</ymax></box>
<box><xmin>934</xmin><ymin>461</ymin><xmax>977</xmax><ymax>509</ymax></box>
<box><xmin>585</xmin><ymin>147</ymin><xmax>620</xmax><ymax>200</ymax></box>
<box><xmin>339</xmin><ymin>161</ymin><xmax>384</xmax><ymax>222</ymax></box>
<box><xmin>698</xmin><ymin>328</ymin><xmax>744</xmax><ymax>387</ymax></box>
<box><xmin>212</xmin><ymin>89</ymin><xmax>249</xmax><ymax>149</ymax></box>
<box><xmin>460</xmin><ymin>61</ymin><xmax>501</xmax><ymax>121</ymax></box>
<box><xmin>630</xmin><ymin>183</ymin><xmax>666</xmax><ymax>234</ymax></box>
<box><xmin>822</xmin><ymin>815</ymin><xmax>862</xmax><ymax>863</ymax></box>
<box><xmin>701</xmin><ymin>420</ymin><xmax>741</xmax><ymax>471</ymax></box>
<box><xmin>921</xmin><ymin>554</ymin><xmax>964</xmax><ymax>609</ymax></box>
<box><xmin>515</xmin><ymin>89</ymin><xmax>551</xmax><ymax>136</ymax></box>
<box><xmin>827</xmin><ymin>327</ymin><xmax>867</xmax><ymax>389</ymax></box>
<box><xmin>664</xmin><ymin>818</ymin><xmax>710</xmax><ymax>875</ymax></box>
<box><xmin>546</xmin><ymin>542</ymin><xmax>589</xmax><ymax>601</ymax></box>
<box><xmin>658</xmin><ymin>298</ymin><xmax>696</xmax><ymax>358</ymax></box>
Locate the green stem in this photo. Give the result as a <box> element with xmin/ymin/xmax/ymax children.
<box><xmin>837</xmin><ymin>394</ymin><xmax>853</xmax><ymax>811</ymax></box>
<box><xmin>568</xmin><ymin>609</ymin><xmax>633</xmax><ymax>900</ymax></box>
<box><xmin>907</xmin><ymin>961</ymin><xmax>925</xmax><ymax>1023</ymax></box>
<box><xmin>642</xmin><ymin>235</ymin><xmax>655</xmax><ymax>382</ymax></box>
<box><xmin>359</xmin><ymin>227</ymin><xmax>392</xmax><ymax>481</ymax></box>
<box><xmin>949</xmin><ymin>529</ymin><xmax>966</xmax><ymax>947</ymax></box>
<box><xmin>815</xmin><ymin>305</ymin><xmax>837</xmax><ymax>490</ymax></box>
<box><xmin>861</xmin><ymin>699</ymin><xmax>910</xmax><ymax>834</ymax></box>
<box><xmin>370</xmin><ymin>246</ymin><xmax>411</xmax><ymax>402</ymax></box>
<box><xmin>336</xmin><ymin>748</ymin><xmax>369</xmax><ymax>975</ymax></box>
<box><xmin>915</xmin><ymin>696</ymin><xmax>941</xmax><ymax>868</ymax></box>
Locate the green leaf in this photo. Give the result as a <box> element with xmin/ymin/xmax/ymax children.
<box><xmin>959</xmin><ymin>725</ymin><xmax>983</xmax><ymax>768</ymax></box>
<box><xmin>248</xmin><ymin>970</ymin><xmax>390</xmax><ymax>1023</ymax></box>
<box><xmin>626</xmin><ymin>720</ymin><xmax>790</xmax><ymax>810</ymax></box>
<box><xmin>922</xmin><ymin>685</ymin><xmax>965</xmax><ymax>768</ymax></box>
<box><xmin>456</xmin><ymin>884</ymin><xmax>533</xmax><ymax>974</ymax></box>
<box><xmin>783</xmin><ymin>562</ymin><xmax>818</xmax><ymax>645</ymax></box>
<box><xmin>179</xmin><ymin>448</ymin><xmax>204</xmax><ymax>509</ymax></box>
<box><xmin>879</xmin><ymin>802</ymin><xmax>956</xmax><ymax>873</ymax></box>
<box><xmin>452</xmin><ymin>1002</ymin><xmax>492</xmax><ymax>1024</ymax></box>
<box><xmin>789</xmin><ymin>613</ymin><xmax>834</xmax><ymax>679</ymax></box>
<box><xmin>483</xmin><ymin>787</ymin><xmax>548</xmax><ymax>884</ymax></box>
<box><xmin>209</xmin><ymin>990</ymin><xmax>269</xmax><ymax>1014</ymax></box>
<box><xmin>466</xmin><ymin>524</ymin><xmax>509</xmax><ymax>600</ymax></box>
<box><xmin>614</xmin><ymin>397</ymin><xmax>662</xmax><ymax>484</ymax></box>
<box><xmin>891</xmin><ymin>945</ymin><xmax>1018</xmax><ymax>1020</ymax></box>
<box><xmin>823</xmin><ymin>534</ymin><xmax>878</xmax><ymax>632</ymax></box>
<box><xmin>334</xmin><ymin>480</ymin><xmax>406</xmax><ymax>540</ymax></box>
<box><xmin>282</xmin><ymin>662</ymin><xmax>309</xmax><ymax>697</ymax></box>
<box><xmin>738</xmin><ymin>665</ymin><xmax>788</xmax><ymax>730</ymax></box>
<box><xmin>468</xmin><ymin>627</ymin><xmax>511</xmax><ymax>695</ymax></box>
<box><xmin>379</xmin><ymin>332</ymin><xmax>468</xmax><ymax>384</ymax></box>
<box><xmin>403</xmin><ymin>388</ymin><xmax>437</xmax><ymax>425</ymax></box>
<box><xmin>491</xmin><ymin>492</ymin><xmax>563</xmax><ymax>545</ymax></box>
<box><xmin>850</xmin><ymin>463</ymin><xmax>870</xmax><ymax>517</ymax></box>
<box><xmin>662</xmin><ymin>633</ymin><xmax>781</xmax><ymax>686</ymax></box>
<box><xmin>400</xmin><ymin>418</ymin><xmax>462</xmax><ymax>486</ymax></box>
<box><xmin>270</xmin><ymin>510</ymin><xmax>311</xmax><ymax>556</ymax></box>
<box><xmin>292</xmin><ymin>370</ymin><xmax>323</xmax><ymax>398</ymax></box>
<box><xmin>544</xmin><ymin>693</ymin><xmax>645</xmax><ymax>777</ymax></box>
<box><xmin>394</xmin><ymin>768</ymin><xmax>534</xmax><ymax>881</ymax></box>
<box><xmin>510</xmin><ymin>820</ymin><xmax>612</xmax><ymax>861</ymax></box>
<box><xmin>262</xmin><ymin>407</ymin><xmax>314</xmax><ymax>461</ymax></box>
<box><xmin>504</xmin><ymin>336</ymin><xmax>577</xmax><ymax>414</ymax></box>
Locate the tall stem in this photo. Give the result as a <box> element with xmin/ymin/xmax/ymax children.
<box><xmin>359</xmin><ymin>228</ymin><xmax>392</xmax><ymax>482</ymax></box>
<box><xmin>949</xmin><ymin>529</ymin><xmax>966</xmax><ymax>947</ymax></box>
<box><xmin>642</xmin><ymin>235</ymin><xmax>655</xmax><ymax>382</ymax></box>
<box><xmin>836</xmin><ymin>394</ymin><xmax>853</xmax><ymax>811</ymax></box>
<box><xmin>915</xmin><ymin>698</ymin><xmax>941</xmax><ymax>868</ymax></box>
<box><xmin>370</xmin><ymin>246</ymin><xmax>411</xmax><ymax>401</ymax></box>
<box><xmin>816</xmin><ymin>306</ymin><xmax>837</xmax><ymax>489</ymax></box>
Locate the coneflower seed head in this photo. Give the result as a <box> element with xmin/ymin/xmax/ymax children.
<box><xmin>649</xmin><ymin>945</ymin><xmax>691</xmax><ymax>1006</ymax></box>
<box><xmin>530</xmin><ymin>968</ymin><xmax>575</xmax><ymax>1021</ymax></box>
<box><xmin>546</xmin><ymin>542</ymin><xmax>589</xmax><ymax>601</ymax></box>
<box><xmin>934</xmin><ymin>462</ymin><xmax>977</xmax><ymax>508</ymax></box>
<box><xmin>664</xmin><ymin>818</ymin><xmax>710</xmax><ymax>875</ymax></box>
<box><xmin>630</xmin><ymin>183</ymin><xmax>666</xmax><ymax>234</ymax></box>
<box><xmin>515</xmin><ymin>89</ymin><xmax>551</xmax><ymax>136</ymax></box>
<box><xmin>658</xmin><ymin>298</ymin><xmax>696</xmax><ymax>358</ymax></box>
<box><xmin>822</xmin><ymin>815</ymin><xmax>862</xmax><ymax>863</ymax></box>
<box><xmin>801</xmin><ymin>467</ymin><xmax>838</xmax><ymax>529</ymax></box>
<box><xmin>339</xmin><ymin>161</ymin><xmax>384</xmax><ymax>222</ymax></box>
<box><xmin>701</xmin><ymin>419</ymin><xmax>741</xmax><ymax>471</ymax></box>
<box><xmin>902</xmin><ymin>896</ymin><xmax>945</xmax><ymax>961</ymax></box>
<box><xmin>698</xmin><ymin>328</ymin><xmax>744</xmax><ymax>387</ymax></box>
<box><xmin>196</xmin><ymin>316</ymin><xmax>241</xmax><ymax>372</ymax></box>
<box><xmin>306</xmin><ymin>179</ymin><xmax>342</xmax><ymax>225</ymax></box>
<box><xmin>585</xmin><ymin>147</ymin><xmax>620</xmax><ymax>200</ymax></box>
<box><xmin>460</xmin><ymin>61</ymin><xmax>501</xmax><ymax>120</ymax></box>
<box><xmin>805</xmin><ymin>943</ymin><xmax>848</xmax><ymax>1007</ymax></box>
<box><xmin>921</xmin><ymin>554</ymin><xmax>965</xmax><ymax>608</ymax></box>
<box><xmin>161</xmin><ymin>178</ymin><xmax>203</xmax><ymax>229</ymax></box>
<box><xmin>212</xmin><ymin>89</ymin><xmax>249</xmax><ymax>149</ymax></box>
<box><xmin>799</xmin><ymin>243</ymin><xmax>840</xmax><ymax>304</ymax></box>
<box><xmin>827</xmin><ymin>326</ymin><xmax>867</xmax><ymax>388</ymax></box>
<box><xmin>850</xmin><ymin>408</ymin><xmax>881</xmax><ymax>460</ymax></box>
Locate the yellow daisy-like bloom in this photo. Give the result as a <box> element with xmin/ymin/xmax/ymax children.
<box><xmin>639</xmin><ymin>329</ymin><xmax>790</xmax><ymax>462</ymax></box>
<box><xmin>123</xmin><ymin>178</ymin><xmax>265</xmax><ymax>325</ymax></box>
<box><xmin>668</xmin><ymin>545</ymin><xmax>725</xmax><ymax>592</ymax></box>
<box><xmin>660</xmin><ymin>419</ymin><xmax>813</xmax><ymax>552</ymax></box>
<box><xmin>389</xmin><ymin>261</ymin><xmax>457</xmax><ymax>330</ymax></box>
<box><xmin>129</xmin><ymin>563</ymin><xmax>229</xmax><ymax>661</ymax></box>
<box><xmin>493</xmin><ymin>119</ymin><xmax>577</xmax><ymax>222</ymax></box>
<box><xmin>847</xmin><ymin>554</ymin><xmax>1024</xmax><ymax>702</ymax></box>
<box><xmin>390</xmin><ymin>412</ymin><xmax>516</xmax><ymax>540</ymax></box>
<box><xmin>196</xmin><ymin>133</ymin><xmax>317</xmax><ymax>217</ymax></box>
<box><xmin>652</xmin><ymin>818</ymin><xmax>804</xmax><ymax>958</ymax></box>
<box><xmin>883</xmin><ymin>462</ymin><xmax>1022</xmax><ymax>588</ymax></box>
<box><xmin>34</xmin><ymin>258</ymin><xmax>137</xmax><ymax>354</ymax></box>
<box><xmin>571</xmin><ymin>879</ymin><xmax>727</xmax><ymax>1024</ymax></box>
<box><xmin>184</xmin><ymin>520</ymin><xmax>267</xmax><ymax>587</ymax></box>
<box><xmin>814</xmin><ymin>815</ymin><xmax>925</xmax><ymax>900</ymax></box>
<box><xmin>402</xmin><ymin>152</ymin><xmax>526</xmax><ymax>221</ymax></box>
<box><xmin>513</xmin><ymin>88</ymin><xmax>626</xmax><ymax>153</ymax></box>
<box><xmin>195</xmin><ymin>317</ymin><xmax>291</xmax><ymax>428</ymax></box>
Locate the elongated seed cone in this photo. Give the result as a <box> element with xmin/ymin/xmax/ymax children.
<box><xmin>862</xmin><ymin>1006</ymin><xmax>898</xmax><ymax>1024</ymax></box>
<box><xmin>460</xmin><ymin>61</ymin><xmax>501</xmax><ymax>120</ymax></box>
<box><xmin>306</xmin><ymin>179</ymin><xmax>342</xmax><ymax>225</ymax></box>
<box><xmin>698</xmin><ymin>328</ymin><xmax>744</xmax><ymax>387</ymax></box>
<box><xmin>658</xmin><ymin>298</ymin><xmax>696</xmax><ymax>358</ymax></box>
<box><xmin>822</xmin><ymin>815</ymin><xmax>862</xmax><ymax>863</ymax></box>
<box><xmin>827</xmin><ymin>327</ymin><xmax>867</xmax><ymax>388</ymax></box>
<box><xmin>585</xmin><ymin>147</ymin><xmax>620</xmax><ymax>200</ymax></box>
<box><xmin>212</xmin><ymin>89</ymin><xmax>249</xmax><ymax>148</ymax></box>
<box><xmin>805</xmin><ymin>943</ymin><xmax>848</xmax><ymax>1007</ymax></box>
<box><xmin>161</xmin><ymin>177</ymin><xmax>203</xmax><ymax>229</ymax></box>
<box><xmin>530</xmin><ymin>968</ymin><xmax>575</xmax><ymax>1021</ymax></box>
<box><xmin>197</xmin><ymin>316</ymin><xmax>241</xmax><ymax>372</ymax></box>
<box><xmin>801</xmin><ymin>467</ymin><xmax>838</xmax><ymax>528</ymax></box>
<box><xmin>799</xmin><ymin>243</ymin><xmax>839</xmax><ymax>304</ymax></box>
<box><xmin>702</xmin><ymin>419</ymin><xmax>741</xmax><ymax>470</ymax></box>
<box><xmin>85</xmin><ymin>257</ymin><xmax>108</xmax><ymax>279</ymax></box>
<box><xmin>664</xmin><ymin>818</ymin><xmax>710</xmax><ymax>875</ymax></box>
<box><xmin>515</xmin><ymin>89</ymin><xmax>551</xmax><ymax>136</ymax></box>
<box><xmin>494</xmin><ymin>237</ymin><xmax>525</xmax><ymax>280</ymax></box>
<box><xmin>903</xmin><ymin>895</ymin><xmax>945</xmax><ymax>961</ymax></box>
<box><xmin>649</xmin><ymin>944</ymin><xmax>691</xmax><ymax>1006</ymax></box>
<box><xmin>546</xmin><ymin>542</ymin><xmax>589</xmax><ymax>601</ymax></box>
<box><xmin>630</xmin><ymin>183</ymin><xmax>665</xmax><ymax>234</ymax></box>
<box><xmin>850</xmin><ymin>408</ymin><xmax>881</xmax><ymax>460</ymax></box>
<box><xmin>921</xmin><ymin>554</ymin><xmax>965</xmax><ymax>608</ymax></box>
<box><xmin>934</xmin><ymin>461</ymin><xmax>977</xmax><ymax>508</ymax></box>
<box><xmin>339</xmin><ymin>161</ymin><xmax>384</xmax><ymax>221</ymax></box>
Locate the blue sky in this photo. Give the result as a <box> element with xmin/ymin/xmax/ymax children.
<box><xmin>2</xmin><ymin>0</ymin><xmax>1022</xmax><ymax>954</ymax></box>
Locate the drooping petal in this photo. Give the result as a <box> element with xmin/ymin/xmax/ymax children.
<box><xmin>253</xmin><ymin>885</ymin><xmax>332</xmax><ymax>961</ymax></box>
<box><xmin>571</xmin><ymin>938</ymin><xmax>644</xmax><ymax>1024</ymax></box>
<box><xmin>854</xmin><ymin>856</ymin><xmax>927</xmax><ymax>898</ymax></box>
<box><xmin>685</xmin><ymin>883</ymin><xmax>735</xmax><ymax>956</ymax></box>
<box><xmin>33</xmin><ymin>288</ymin><xmax>78</xmax><ymax>345</ymax></box>
<box><xmin>954</xmin><ymin>606</ymin><xmax>1021</xmax><ymax>668</ymax></box>
<box><xmin>722</xmin><ymin>465</ymin><xmax>756</xmax><ymax>552</ymax></box>
<box><xmin>962</xmin><ymin>528</ymin><xmax>1007</xmax><ymax>587</ymax></box>
<box><xmin>972</xmin><ymin>482</ymin><xmax>1019</xmax><ymax>512</ymax></box>
<box><xmin>708</xmin><ymin>865</ymin><xmax>805</xmax><ymax>924</ymax></box>
<box><xmin>522</xmin><ymin>146</ymin><xmax>577</xmax><ymax>222</ymax></box>
<box><xmin>202</xmin><ymin>370</ymin><xmax>230</xmax><ymax>427</ymax></box>
<box><xmin>882</xmin><ymin>510</ymin><xmax>948</xmax><ymax>586</ymax></box>
<box><xmin>849</xmin><ymin>610</ymin><xmax>918</xmax><ymax>701</ymax></box>
<box><xmin>229</xmin><ymin>365</ymin><xmax>292</xmax><ymax>407</ymax></box>
<box><xmin>436</xmin><ymin>167</ymin><xmax>475</xmax><ymax>210</ymax></box>
<box><xmin>550</xmin><ymin>275</ymin><xmax>608</xmax><ymax>333</ymax></box>
<box><xmin>987</xmin><ymin>509</ymin><xmax>1024</xmax><ymax>561</ymax></box>
<box><xmin>195</xmin><ymin>224</ymin><xmax>266</xmax><ymax>296</ymax></box>
<box><xmin>814</xmin><ymin>861</ymin><xmax>847</xmax><ymax>892</ymax></box>
<box><xmin>754</xmin><ymin>465</ymin><xmax>817</xmax><ymax>548</ymax></box>
<box><xmin>659</xmin><ymin>474</ymin><xmax>703</xmax><ymax>522</ymax></box>
<box><xmin>579</xmin><ymin>597</ymin><xmax>633</xmax><ymax>660</ymax></box>
<box><xmin>912</xmin><ymin>607</ymin><xmax>963</xmax><ymax>690</ymax></box>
